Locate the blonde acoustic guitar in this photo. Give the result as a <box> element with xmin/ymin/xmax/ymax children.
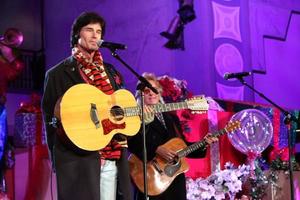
<box><xmin>55</xmin><ymin>83</ymin><xmax>209</xmax><ymax>151</ymax></box>
<box><xmin>128</xmin><ymin>121</ymin><xmax>241</xmax><ymax>196</ymax></box>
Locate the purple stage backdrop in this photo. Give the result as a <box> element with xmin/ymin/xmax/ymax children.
<box><xmin>1</xmin><ymin>1</ymin><xmax>300</xmax><ymax>199</ymax></box>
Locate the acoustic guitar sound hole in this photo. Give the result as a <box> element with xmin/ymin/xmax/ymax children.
<box><xmin>110</xmin><ymin>106</ymin><xmax>124</xmax><ymax>121</ymax></box>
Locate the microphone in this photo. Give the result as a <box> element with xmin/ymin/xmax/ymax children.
<box><xmin>97</xmin><ymin>39</ymin><xmax>127</xmax><ymax>50</ymax></box>
<box><xmin>224</xmin><ymin>71</ymin><xmax>252</xmax><ymax>80</ymax></box>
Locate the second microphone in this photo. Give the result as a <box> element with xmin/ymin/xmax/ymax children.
<box><xmin>223</xmin><ymin>71</ymin><xmax>252</xmax><ymax>80</ymax></box>
<box><xmin>97</xmin><ymin>39</ymin><xmax>127</xmax><ymax>50</ymax></box>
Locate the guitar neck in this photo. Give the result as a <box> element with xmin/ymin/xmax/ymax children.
<box><xmin>124</xmin><ymin>102</ymin><xmax>188</xmax><ymax>117</ymax></box>
<box><xmin>177</xmin><ymin>128</ymin><xmax>228</xmax><ymax>158</ymax></box>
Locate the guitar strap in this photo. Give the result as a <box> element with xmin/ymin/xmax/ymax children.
<box><xmin>155</xmin><ymin>112</ymin><xmax>167</xmax><ymax>129</ymax></box>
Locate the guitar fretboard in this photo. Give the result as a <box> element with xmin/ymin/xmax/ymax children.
<box><xmin>124</xmin><ymin>102</ymin><xmax>189</xmax><ymax>117</ymax></box>
<box><xmin>177</xmin><ymin>128</ymin><xmax>228</xmax><ymax>158</ymax></box>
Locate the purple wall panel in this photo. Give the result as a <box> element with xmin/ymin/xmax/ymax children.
<box><xmin>249</xmin><ymin>1</ymin><xmax>300</xmax><ymax>109</ymax></box>
<box><xmin>249</xmin><ymin>0</ymin><xmax>291</xmax><ymax>71</ymax></box>
<box><xmin>255</xmin><ymin>13</ymin><xmax>300</xmax><ymax>109</ymax></box>
<box><xmin>172</xmin><ymin>0</ymin><xmax>217</xmax><ymax>97</ymax></box>
<box><xmin>1</xmin><ymin>1</ymin><xmax>300</xmax><ymax>198</ymax></box>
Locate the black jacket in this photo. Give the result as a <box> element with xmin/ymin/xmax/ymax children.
<box><xmin>42</xmin><ymin>56</ymin><xmax>131</xmax><ymax>200</ymax></box>
<box><xmin>128</xmin><ymin>112</ymin><xmax>206</xmax><ymax>200</ymax></box>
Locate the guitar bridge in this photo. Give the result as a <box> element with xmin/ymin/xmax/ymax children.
<box><xmin>90</xmin><ymin>103</ymin><xmax>100</xmax><ymax>129</ymax></box>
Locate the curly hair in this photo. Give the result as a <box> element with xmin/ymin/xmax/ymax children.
<box><xmin>70</xmin><ymin>11</ymin><xmax>106</xmax><ymax>47</ymax></box>
<box><xmin>135</xmin><ymin>72</ymin><xmax>165</xmax><ymax>105</ymax></box>
<box><xmin>141</xmin><ymin>72</ymin><xmax>163</xmax><ymax>93</ymax></box>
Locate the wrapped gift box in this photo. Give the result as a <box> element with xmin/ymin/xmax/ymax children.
<box><xmin>14</xmin><ymin>113</ymin><xmax>46</xmax><ymax>148</ymax></box>
<box><xmin>14</xmin><ymin>113</ymin><xmax>37</xmax><ymax>147</ymax></box>
<box><xmin>12</xmin><ymin>112</ymin><xmax>51</xmax><ymax>199</ymax></box>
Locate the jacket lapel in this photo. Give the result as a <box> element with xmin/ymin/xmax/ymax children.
<box><xmin>148</xmin><ymin>116</ymin><xmax>170</xmax><ymax>140</ymax></box>
<box><xmin>63</xmin><ymin>56</ymin><xmax>84</xmax><ymax>84</ymax></box>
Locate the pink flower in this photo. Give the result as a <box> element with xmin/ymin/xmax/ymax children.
<box><xmin>158</xmin><ymin>75</ymin><xmax>191</xmax><ymax>103</ymax></box>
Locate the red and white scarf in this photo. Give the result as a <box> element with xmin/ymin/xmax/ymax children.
<box><xmin>72</xmin><ymin>47</ymin><xmax>114</xmax><ymax>94</ymax></box>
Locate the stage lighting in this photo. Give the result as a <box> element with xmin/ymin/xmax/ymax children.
<box><xmin>163</xmin><ymin>30</ymin><xmax>184</xmax><ymax>50</ymax></box>
<box><xmin>160</xmin><ymin>16</ymin><xmax>185</xmax><ymax>50</ymax></box>
<box><xmin>160</xmin><ymin>0</ymin><xmax>195</xmax><ymax>50</ymax></box>
<box><xmin>177</xmin><ymin>0</ymin><xmax>196</xmax><ymax>24</ymax></box>
<box><xmin>160</xmin><ymin>16</ymin><xmax>181</xmax><ymax>40</ymax></box>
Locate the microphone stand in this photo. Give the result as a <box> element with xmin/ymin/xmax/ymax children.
<box><xmin>107</xmin><ymin>47</ymin><xmax>158</xmax><ymax>200</ymax></box>
<box><xmin>236</xmin><ymin>77</ymin><xmax>298</xmax><ymax>200</ymax></box>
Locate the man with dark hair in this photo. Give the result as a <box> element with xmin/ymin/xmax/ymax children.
<box><xmin>70</xmin><ymin>12</ymin><xmax>106</xmax><ymax>48</ymax></box>
<box><xmin>42</xmin><ymin>12</ymin><xmax>131</xmax><ymax>200</ymax></box>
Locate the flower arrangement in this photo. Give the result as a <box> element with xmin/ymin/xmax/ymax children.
<box><xmin>157</xmin><ymin>75</ymin><xmax>195</xmax><ymax>133</ymax></box>
<box><xmin>186</xmin><ymin>162</ymin><xmax>250</xmax><ymax>200</ymax></box>
<box><xmin>158</xmin><ymin>75</ymin><xmax>192</xmax><ymax>103</ymax></box>
<box><xmin>157</xmin><ymin>75</ymin><xmax>223</xmax><ymax>133</ymax></box>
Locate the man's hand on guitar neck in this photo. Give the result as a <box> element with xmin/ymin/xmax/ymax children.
<box><xmin>143</xmin><ymin>105</ymin><xmax>155</xmax><ymax>124</ymax></box>
<box><xmin>204</xmin><ymin>134</ymin><xmax>219</xmax><ymax>145</ymax></box>
<box><xmin>155</xmin><ymin>145</ymin><xmax>177</xmax><ymax>162</ymax></box>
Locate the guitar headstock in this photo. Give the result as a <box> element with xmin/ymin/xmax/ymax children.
<box><xmin>225</xmin><ymin>120</ymin><xmax>241</xmax><ymax>133</ymax></box>
<box><xmin>186</xmin><ymin>96</ymin><xmax>209</xmax><ymax>112</ymax></box>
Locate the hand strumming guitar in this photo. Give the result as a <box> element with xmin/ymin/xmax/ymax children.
<box><xmin>204</xmin><ymin>133</ymin><xmax>219</xmax><ymax>145</ymax></box>
<box><xmin>155</xmin><ymin>145</ymin><xmax>177</xmax><ymax>162</ymax></box>
<box><xmin>155</xmin><ymin>134</ymin><xmax>218</xmax><ymax>162</ymax></box>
